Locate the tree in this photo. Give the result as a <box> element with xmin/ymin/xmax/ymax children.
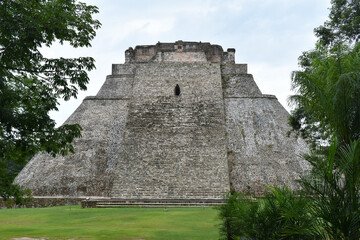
<box><xmin>289</xmin><ymin>42</ymin><xmax>360</xmax><ymax>147</ymax></box>
<box><xmin>289</xmin><ymin>0</ymin><xmax>360</xmax><ymax>147</ymax></box>
<box><xmin>301</xmin><ymin>139</ymin><xmax>360</xmax><ymax>239</ymax></box>
<box><xmin>288</xmin><ymin>1</ymin><xmax>360</xmax><ymax>238</ymax></box>
<box><xmin>0</xmin><ymin>0</ymin><xmax>101</xmax><ymax>205</ymax></box>
<box><xmin>315</xmin><ymin>0</ymin><xmax>360</xmax><ymax>46</ymax></box>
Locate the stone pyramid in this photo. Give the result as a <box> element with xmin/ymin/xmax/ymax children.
<box><xmin>15</xmin><ymin>41</ymin><xmax>309</xmax><ymax>205</ymax></box>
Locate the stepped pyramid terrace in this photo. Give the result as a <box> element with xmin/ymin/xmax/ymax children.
<box><xmin>14</xmin><ymin>41</ymin><xmax>309</xmax><ymax>207</ymax></box>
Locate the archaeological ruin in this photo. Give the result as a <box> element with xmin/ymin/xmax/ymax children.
<box><xmin>14</xmin><ymin>41</ymin><xmax>309</xmax><ymax>207</ymax></box>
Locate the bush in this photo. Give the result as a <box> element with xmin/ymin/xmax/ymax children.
<box><xmin>219</xmin><ymin>187</ymin><xmax>320</xmax><ymax>240</ymax></box>
<box><xmin>301</xmin><ymin>139</ymin><xmax>360</xmax><ymax>239</ymax></box>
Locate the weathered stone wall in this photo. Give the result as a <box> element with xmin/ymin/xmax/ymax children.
<box><xmin>125</xmin><ymin>41</ymin><xmax>234</xmax><ymax>64</ymax></box>
<box><xmin>153</xmin><ymin>51</ymin><xmax>208</xmax><ymax>63</ymax></box>
<box><xmin>222</xmin><ymin>74</ymin><xmax>263</xmax><ymax>98</ymax></box>
<box><xmin>0</xmin><ymin>197</ymin><xmax>85</xmax><ymax>208</ymax></box>
<box><xmin>15</xmin><ymin>61</ymin><xmax>231</xmax><ymax>200</ymax></box>
<box><xmin>97</xmin><ymin>63</ymin><xmax>135</xmax><ymax>98</ymax></box>
<box><xmin>15</xmin><ymin>98</ymin><xmax>130</xmax><ymax>197</ymax></box>
<box><xmin>111</xmin><ymin>63</ymin><xmax>136</xmax><ymax>75</ymax></box>
<box><xmin>224</xmin><ymin>96</ymin><xmax>310</xmax><ymax>195</ymax></box>
<box><xmin>14</xmin><ymin>41</ymin><xmax>310</xmax><ymax>206</ymax></box>
<box><xmin>110</xmin><ymin>63</ymin><xmax>230</xmax><ymax>199</ymax></box>
<box><xmin>221</xmin><ymin>64</ymin><xmax>247</xmax><ymax>75</ymax></box>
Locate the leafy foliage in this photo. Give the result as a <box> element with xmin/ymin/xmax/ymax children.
<box><xmin>0</xmin><ymin>0</ymin><xmax>100</xmax><ymax>204</ymax></box>
<box><xmin>301</xmin><ymin>139</ymin><xmax>360</xmax><ymax>240</ymax></box>
<box><xmin>218</xmin><ymin>193</ymin><xmax>258</xmax><ymax>240</ymax></box>
<box><xmin>315</xmin><ymin>0</ymin><xmax>360</xmax><ymax>46</ymax></box>
<box><xmin>289</xmin><ymin>0</ymin><xmax>360</xmax><ymax>148</ymax></box>
<box><xmin>218</xmin><ymin>188</ymin><xmax>319</xmax><ymax>240</ymax></box>
<box><xmin>0</xmin><ymin>159</ymin><xmax>32</xmax><ymax>207</ymax></box>
<box><xmin>289</xmin><ymin>43</ymin><xmax>360</xmax><ymax>147</ymax></box>
<box><xmin>287</xmin><ymin>1</ymin><xmax>360</xmax><ymax>239</ymax></box>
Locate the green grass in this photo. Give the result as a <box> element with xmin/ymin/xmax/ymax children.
<box><xmin>0</xmin><ymin>206</ymin><xmax>220</xmax><ymax>240</ymax></box>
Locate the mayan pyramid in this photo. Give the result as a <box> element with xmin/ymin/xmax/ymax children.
<box><xmin>15</xmin><ymin>41</ymin><xmax>309</xmax><ymax>206</ymax></box>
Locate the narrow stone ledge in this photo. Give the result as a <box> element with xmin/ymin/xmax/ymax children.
<box><xmin>221</xmin><ymin>73</ymin><xmax>250</xmax><ymax>77</ymax></box>
<box><xmin>82</xmin><ymin>198</ymin><xmax>226</xmax><ymax>208</ymax></box>
<box><xmin>224</xmin><ymin>95</ymin><xmax>277</xmax><ymax>99</ymax></box>
<box><xmin>107</xmin><ymin>74</ymin><xmax>135</xmax><ymax>78</ymax></box>
<box><xmin>84</xmin><ymin>96</ymin><xmax>131</xmax><ymax>101</ymax></box>
<box><xmin>262</xmin><ymin>94</ymin><xmax>277</xmax><ymax>99</ymax></box>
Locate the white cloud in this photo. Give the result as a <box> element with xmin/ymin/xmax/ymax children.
<box><xmin>174</xmin><ymin>5</ymin><xmax>218</xmax><ymax>16</ymax></box>
<box><xmin>226</xmin><ymin>0</ymin><xmax>243</xmax><ymax>12</ymax></box>
<box><xmin>108</xmin><ymin>18</ymin><xmax>175</xmax><ymax>43</ymax></box>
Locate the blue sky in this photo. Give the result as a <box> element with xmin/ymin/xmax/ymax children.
<box><xmin>45</xmin><ymin>0</ymin><xmax>331</xmax><ymax>125</ymax></box>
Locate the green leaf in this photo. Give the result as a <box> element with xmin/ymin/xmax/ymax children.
<box><xmin>0</xmin><ymin>0</ymin><xmax>100</xmax><ymax>203</ymax></box>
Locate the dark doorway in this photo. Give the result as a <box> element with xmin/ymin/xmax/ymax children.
<box><xmin>175</xmin><ymin>84</ymin><xmax>180</xmax><ymax>96</ymax></box>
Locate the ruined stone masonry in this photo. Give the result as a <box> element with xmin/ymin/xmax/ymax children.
<box><xmin>15</xmin><ymin>41</ymin><xmax>309</xmax><ymax>206</ymax></box>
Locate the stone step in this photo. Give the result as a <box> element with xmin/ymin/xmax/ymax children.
<box><xmin>96</xmin><ymin>204</ymin><xmax>223</xmax><ymax>208</ymax></box>
<box><xmin>82</xmin><ymin>199</ymin><xmax>225</xmax><ymax>208</ymax></box>
<box><xmin>96</xmin><ymin>202</ymin><xmax>224</xmax><ymax>207</ymax></box>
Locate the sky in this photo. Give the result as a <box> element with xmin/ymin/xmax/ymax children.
<box><xmin>44</xmin><ymin>0</ymin><xmax>332</xmax><ymax>126</ymax></box>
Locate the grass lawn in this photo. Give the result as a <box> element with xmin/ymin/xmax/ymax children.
<box><xmin>0</xmin><ymin>205</ymin><xmax>220</xmax><ymax>240</ymax></box>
